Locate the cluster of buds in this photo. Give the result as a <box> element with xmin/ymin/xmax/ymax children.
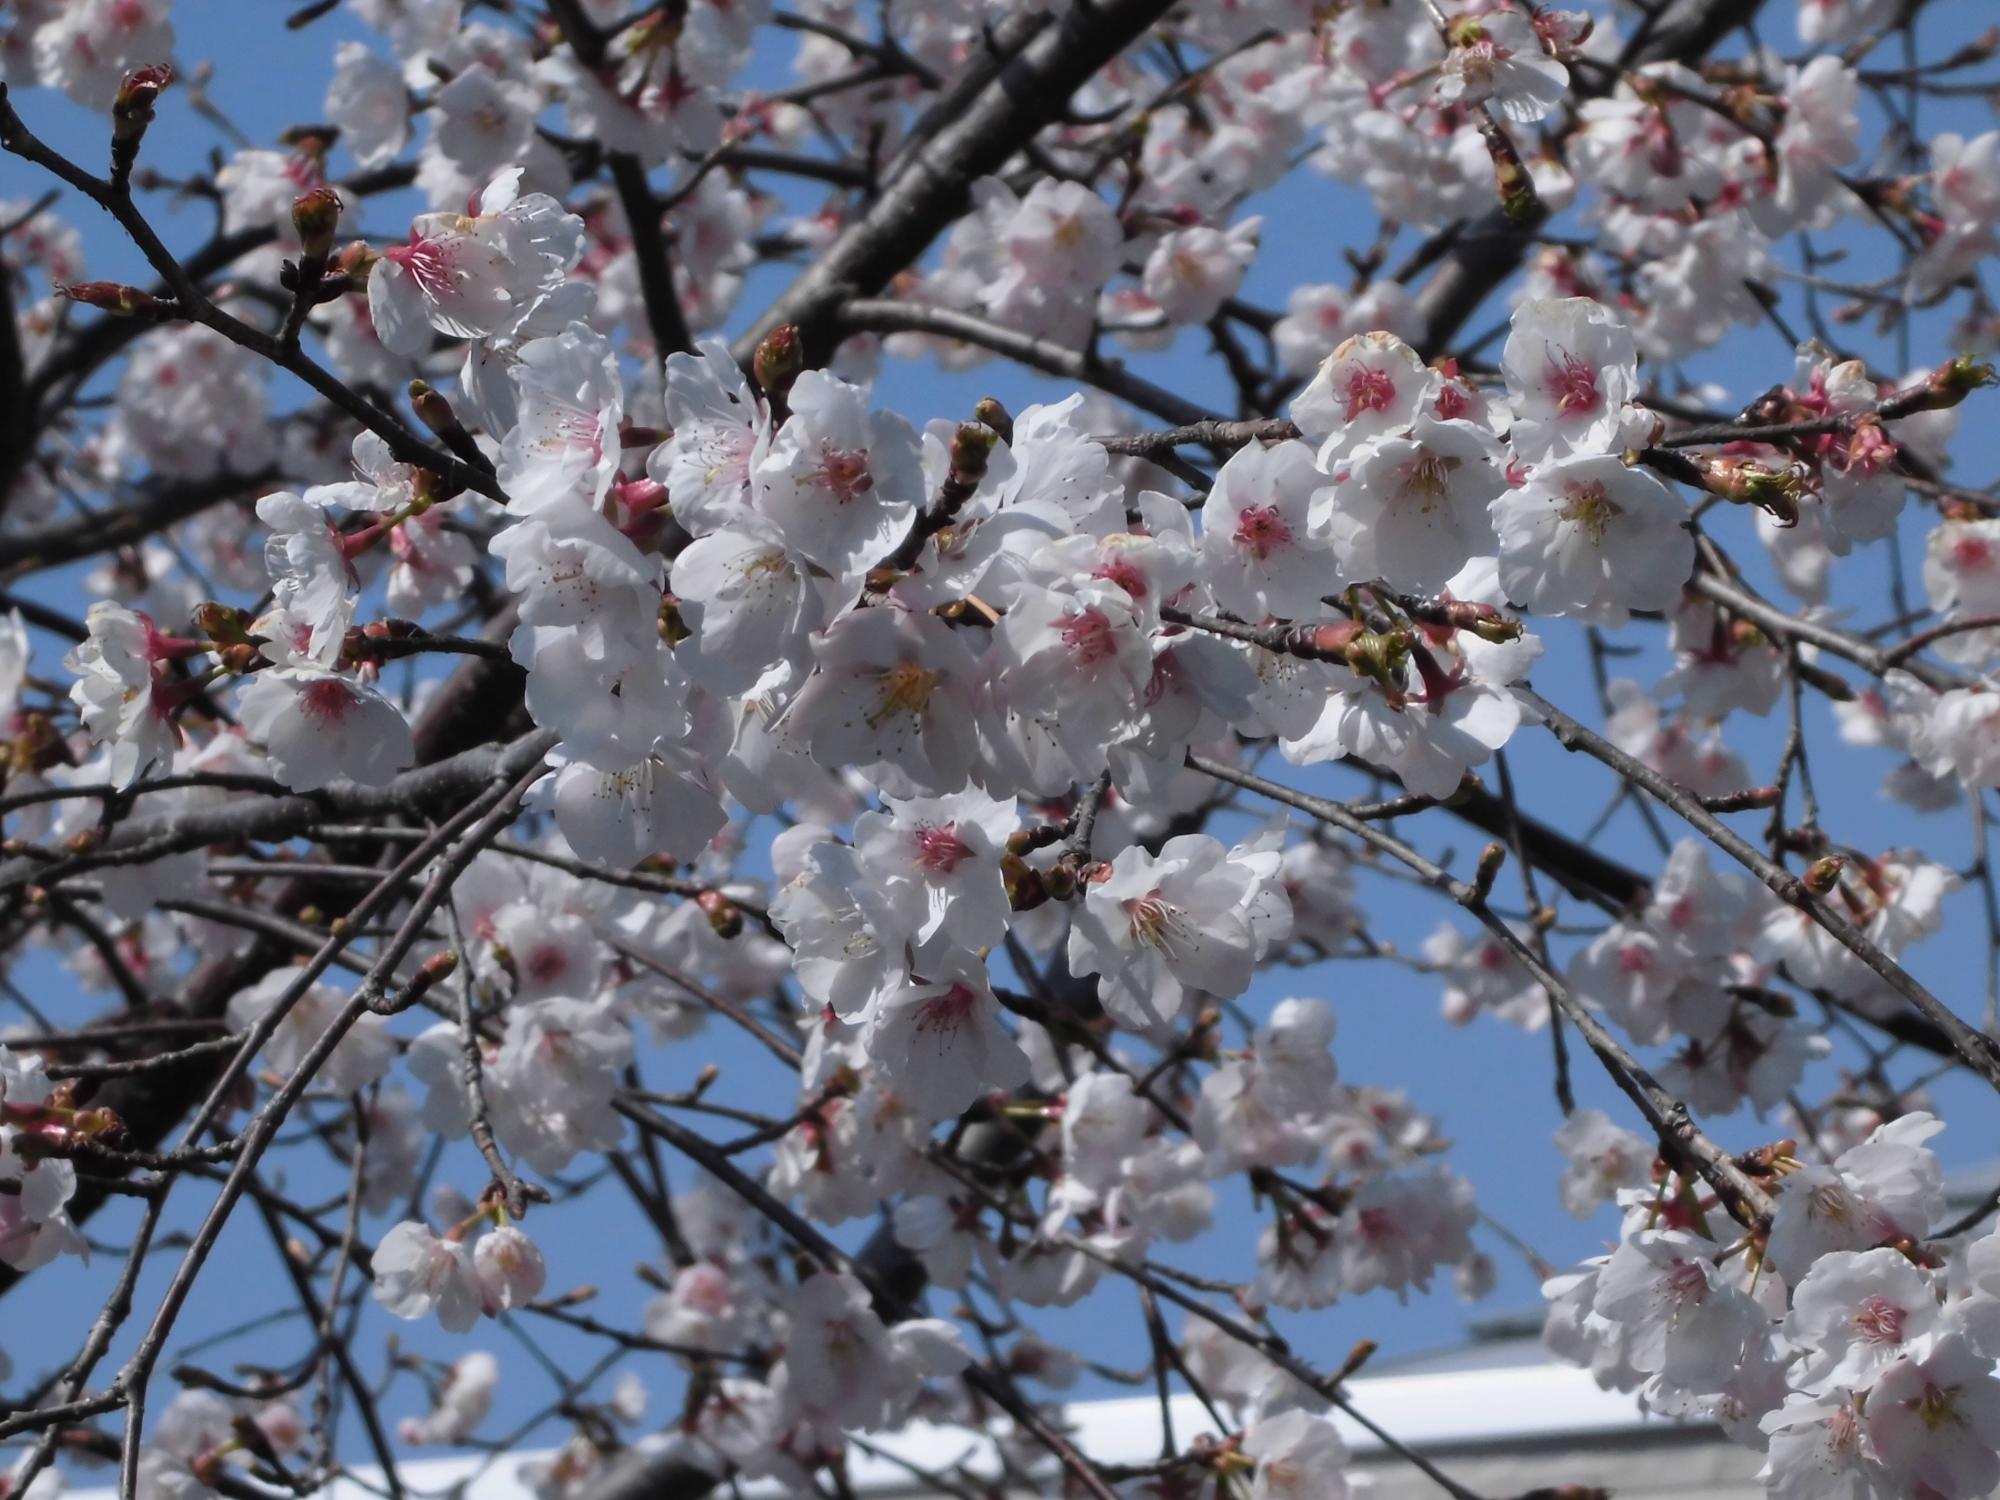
<box><xmin>1</xmin><ymin>1087</ymin><xmax>127</xmax><ymax>1159</ymax></box>
<box><xmin>193</xmin><ymin>601</ymin><xmax>267</xmax><ymax>674</ymax></box>
<box><xmin>1341</xmin><ymin>624</ymin><xmax>1417</xmax><ymax>695</ymax></box>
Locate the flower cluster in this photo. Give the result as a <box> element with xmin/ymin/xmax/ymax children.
<box><xmin>2</xmin><ymin>3</ymin><xmax>1999</xmax><ymax>1500</ymax></box>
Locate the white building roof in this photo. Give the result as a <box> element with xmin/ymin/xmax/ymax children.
<box><xmin>67</xmin><ymin>1340</ymin><xmax>1681</xmax><ymax>1499</ymax></box>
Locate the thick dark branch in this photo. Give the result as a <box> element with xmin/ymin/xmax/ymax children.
<box><xmin>0</xmin><ymin>729</ymin><xmax>558</xmax><ymax>897</ymax></box>
<box><xmin>0</xmin><ymin>468</ymin><xmax>271</xmax><ymax>574</ymax></box>
<box><xmin>733</xmin><ymin>0</ymin><xmax>1177</xmax><ymax>367</ymax></box>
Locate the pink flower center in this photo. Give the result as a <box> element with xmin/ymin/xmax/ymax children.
<box><xmin>1233</xmin><ymin>504</ymin><xmax>1293</xmax><ymax>560</ymax></box>
<box><xmin>1854</xmin><ymin>1295</ymin><xmax>1907</xmax><ymax>1345</ymax></box>
<box><xmin>914</xmin><ymin>982</ymin><xmax>979</xmax><ymax>1036</ymax></box>
<box><xmin>1342</xmin><ymin>365</ymin><xmax>1398</xmax><ymax>422</ymax></box>
<box><xmin>1954</xmin><ymin>535</ymin><xmax>1995</xmax><ymax>571</ymax></box>
<box><xmin>1547</xmin><ymin>350</ymin><xmax>1602</xmax><ymax>414</ymax></box>
<box><xmin>1617</xmin><ymin>942</ymin><xmax>1653</xmax><ymax>975</ymax></box>
<box><xmin>814</xmin><ymin>446</ymin><xmax>874</xmax><ymax>504</ymax></box>
<box><xmin>525</xmin><ymin>945</ymin><xmax>571</xmax><ymax>985</ymax></box>
<box><xmin>384</xmin><ymin>233</ymin><xmax>454</xmax><ymax>296</ymax></box>
<box><xmin>683</xmin><ymin>1265</ymin><xmax>732</xmax><ymax>1313</ymax></box>
<box><xmin>1058</xmin><ymin>607</ymin><xmax>1119</xmax><ymax>665</ymax></box>
<box><xmin>913</xmin><ymin>822</ymin><xmax>972</xmax><ymax>875</ymax></box>
<box><xmin>1660</xmin><ymin>1258</ymin><xmax>1709</xmax><ymax>1305</ymax></box>
<box><xmin>1434</xmin><ymin>383</ymin><xmax>1471</xmax><ymax>421</ymax></box>
<box><xmin>299</xmin><ymin>677</ymin><xmax>358</xmax><ymax>726</ymax></box>
<box><xmin>1093</xmin><ymin>558</ymin><xmax>1149</xmax><ymax>597</ymax></box>
<box><xmin>1355</xmin><ymin>1206</ymin><xmax>1397</xmax><ymax>1243</ymax></box>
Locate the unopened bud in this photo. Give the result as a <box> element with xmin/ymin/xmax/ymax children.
<box><xmin>1802</xmin><ymin>854</ymin><xmax>1845</xmax><ymax>897</ymax></box>
<box><xmin>1437</xmin><ymin>598</ymin><xmax>1524</xmax><ymax>642</ymax></box>
<box><xmin>1002</xmin><ymin>853</ymin><xmax>1048</xmax><ymax>912</ymax></box>
<box><xmin>658</xmin><ymin>593</ymin><xmax>690</xmax><ymax>645</ymax></box>
<box><xmin>334</xmin><ymin>239</ymin><xmax>376</xmax><ymax>277</ymax></box>
<box><xmin>1472</xmin><ymin>842</ymin><xmax>1506</xmax><ymax>903</ymax></box>
<box><xmin>1906</xmin><ymin>353</ymin><xmax>1999</xmax><ymax>414</ymax></box>
<box><xmin>696</xmin><ymin>889</ymin><xmax>743</xmax><ymax>939</ymax></box>
<box><xmin>1343</xmin><ymin>627</ymin><xmax>1411</xmax><ymax>686</ymax></box>
<box><xmin>194</xmin><ymin>602</ymin><xmax>256</xmax><ymax>645</ymax></box>
<box><xmin>217</xmin><ymin>641</ymin><xmax>263</xmax><ymax>674</ymax></box>
<box><xmin>382</xmin><ymin>949</ymin><xmax>459</xmax><ymax>1014</ymax></box>
<box><xmin>1296</xmin><ymin>620</ymin><xmax>1364</xmax><ymax>660</ymax></box>
<box><xmin>1334</xmin><ymin>1338</ymin><xmax>1378</xmax><ymax>1382</ymax></box>
<box><xmin>291</xmin><ymin>185</ymin><xmax>342</xmax><ymax>260</ymax></box>
<box><xmin>111</xmin><ymin>63</ymin><xmax>173</xmax><ymax>144</ymax></box>
<box><xmin>58</xmin><ymin>281</ymin><xmax>165</xmax><ymax>319</ymax></box>
<box><xmin>1701</xmin><ymin>784</ymin><xmax>1782</xmax><ymax>814</ymax></box>
<box><xmin>408</xmin><ymin>379</ymin><xmax>463</xmax><ymax>438</ymax></box>
<box><xmin>948</xmin><ymin>421</ymin><xmax>998</xmax><ymax>485</ymax></box>
<box><xmin>972</xmin><ymin>397</ymin><xmax>1012</xmax><ymax>446</ymax></box>
<box><xmin>1697</xmin><ymin>455</ymin><xmax>1807</xmax><ymax>529</ymax></box>
<box><xmin>753</xmin><ymin>324</ymin><xmax>805</xmax><ymax>402</ymax></box>
<box><xmin>1006</xmin><ymin>823</ymin><xmax>1063</xmax><ymax>857</ymax></box>
<box><xmin>1041</xmin><ymin>859</ymin><xmax>1079</xmax><ymax>903</ymax></box>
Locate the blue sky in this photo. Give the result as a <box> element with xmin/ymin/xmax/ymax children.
<box><xmin>3</xmin><ymin>0</ymin><xmax>1999</xmax><ymax>1479</ymax></box>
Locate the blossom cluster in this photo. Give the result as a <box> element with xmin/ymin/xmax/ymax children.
<box><xmin>2</xmin><ymin>2</ymin><xmax>1999</xmax><ymax>1500</ymax></box>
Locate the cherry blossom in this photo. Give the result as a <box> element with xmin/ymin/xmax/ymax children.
<box><xmin>1290</xmin><ymin>331</ymin><xmax>1430</xmax><ymax>465</ymax></box>
<box><xmin>368</xmin><ymin>172</ymin><xmax>590</xmax><ymax>355</ymax></box>
<box><xmin>1068</xmin><ymin>833</ymin><xmax>1288</xmax><ymax>1030</ymax></box>
<box><xmin>1492</xmin><ymin>453</ymin><xmax>1692</xmax><ymax>623</ymax></box>
<box><xmin>867</xmin><ymin>952</ymin><xmax>1030</xmax><ymax>1121</ymax></box>
<box><xmin>6</xmin><ymin>9</ymin><xmax>2000</xmax><ymax>1499</ymax></box>
<box><xmin>373</xmin><ymin>1221</ymin><xmax>482</xmax><ymax>1333</ymax></box>
<box><xmin>1199</xmin><ymin>439</ymin><xmax>1334</xmax><ymax>618</ymax></box>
